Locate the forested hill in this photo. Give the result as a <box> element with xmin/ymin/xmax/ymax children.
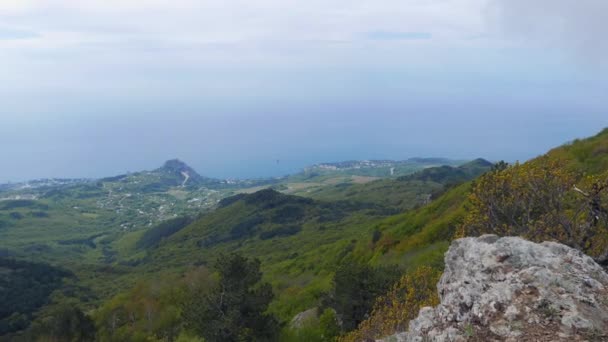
<box><xmin>0</xmin><ymin>258</ymin><xmax>73</xmax><ymax>336</ymax></box>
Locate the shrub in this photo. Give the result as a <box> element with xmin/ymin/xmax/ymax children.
<box><xmin>326</xmin><ymin>262</ymin><xmax>400</xmax><ymax>332</ymax></box>
<box><xmin>30</xmin><ymin>304</ymin><xmax>96</xmax><ymax>341</ymax></box>
<box><xmin>318</xmin><ymin>308</ymin><xmax>340</xmax><ymax>340</ymax></box>
<box><xmin>339</xmin><ymin>266</ymin><xmax>440</xmax><ymax>342</ymax></box>
<box><xmin>9</xmin><ymin>212</ymin><xmax>24</xmax><ymax>220</ymax></box>
<box><xmin>259</xmin><ymin>225</ymin><xmax>302</xmax><ymax>240</ymax></box>
<box><xmin>0</xmin><ymin>200</ymin><xmax>38</xmax><ymax>210</ymax></box>
<box><xmin>272</xmin><ymin>205</ymin><xmax>306</xmax><ymax>224</ymax></box>
<box><xmin>230</xmin><ymin>215</ymin><xmax>264</xmax><ymax>239</ymax></box>
<box><xmin>458</xmin><ymin>156</ymin><xmax>608</xmax><ymax>261</ymax></box>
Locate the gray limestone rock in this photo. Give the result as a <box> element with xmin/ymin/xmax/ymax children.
<box><xmin>380</xmin><ymin>235</ymin><xmax>608</xmax><ymax>342</ymax></box>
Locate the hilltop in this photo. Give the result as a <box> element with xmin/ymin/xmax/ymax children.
<box><xmin>303</xmin><ymin>158</ymin><xmax>465</xmax><ymax>178</ymax></box>
<box><xmin>149</xmin><ymin>159</ymin><xmax>220</xmax><ymax>189</ymax></box>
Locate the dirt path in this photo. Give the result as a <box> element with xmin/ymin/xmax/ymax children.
<box><xmin>181</xmin><ymin>171</ymin><xmax>190</xmax><ymax>187</ymax></box>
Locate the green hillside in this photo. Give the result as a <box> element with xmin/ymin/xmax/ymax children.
<box><xmin>362</xmin><ymin>129</ymin><xmax>608</xmax><ymax>267</ymax></box>
<box><xmin>101</xmin><ymin>161</ymin><xmax>495</xmax><ymax>333</ymax></box>
<box><xmin>131</xmin><ymin>189</ymin><xmax>387</xmax><ymax>315</ymax></box>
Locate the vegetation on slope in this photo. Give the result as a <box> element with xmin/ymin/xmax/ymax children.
<box><xmin>303</xmin><ymin>159</ymin><xmax>492</xmax><ymax>212</ymax></box>
<box><xmin>182</xmin><ymin>253</ymin><xmax>279</xmax><ymax>342</ymax></box>
<box><xmin>0</xmin><ymin>258</ymin><xmax>72</xmax><ymax>335</ymax></box>
<box><xmin>136</xmin><ymin>216</ymin><xmax>194</xmax><ymax>250</ymax></box>
<box><xmin>340</xmin><ymin>266</ymin><xmax>440</xmax><ymax>342</ymax></box>
<box><xmin>460</xmin><ymin>132</ymin><xmax>608</xmax><ymax>262</ymax></box>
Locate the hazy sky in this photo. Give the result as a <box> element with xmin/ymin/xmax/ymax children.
<box><xmin>1</xmin><ymin>0</ymin><xmax>607</xmax><ymax>181</ymax></box>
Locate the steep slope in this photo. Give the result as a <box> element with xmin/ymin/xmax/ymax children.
<box><xmin>334</xmin><ymin>129</ymin><xmax>608</xmax><ymax>340</ymax></box>
<box><xmin>548</xmin><ymin>127</ymin><xmax>608</xmax><ymax>174</ymax></box>
<box><xmin>362</xmin><ymin>182</ymin><xmax>473</xmax><ymax>268</ymax></box>
<box><xmin>363</xmin><ymin>128</ymin><xmax>608</xmax><ymax>269</ymax></box>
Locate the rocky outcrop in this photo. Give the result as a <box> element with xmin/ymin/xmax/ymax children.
<box><xmin>290</xmin><ymin>307</ymin><xmax>318</xmax><ymax>329</ymax></box>
<box><xmin>383</xmin><ymin>235</ymin><xmax>608</xmax><ymax>341</ymax></box>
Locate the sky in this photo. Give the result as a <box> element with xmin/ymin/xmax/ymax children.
<box><xmin>1</xmin><ymin>0</ymin><xmax>607</xmax><ymax>181</ymax></box>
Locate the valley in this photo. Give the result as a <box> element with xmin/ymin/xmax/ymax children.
<box><xmin>0</xmin><ymin>157</ymin><xmax>472</xmax><ymax>264</ymax></box>
<box><xmin>0</xmin><ymin>155</ymin><xmax>490</xmax><ymax>340</ymax></box>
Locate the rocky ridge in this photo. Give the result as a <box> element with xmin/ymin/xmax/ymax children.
<box><xmin>382</xmin><ymin>235</ymin><xmax>608</xmax><ymax>341</ymax></box>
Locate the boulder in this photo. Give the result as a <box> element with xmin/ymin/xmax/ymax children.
<box><xmin>382</xmin><ymin>235</ymin><xmax>608</xmax><ymax>341</ymax></box>
<box><xmin>290</xmin><ymin>307</ymin><xmax>319</xmax><ymax>329</ymax></box>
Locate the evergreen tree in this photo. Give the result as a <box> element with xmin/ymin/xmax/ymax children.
<box><xmin>30</xmin><ymin>304</ymin><xmax>96</xmax><ymax>342</ymax></box>
<box><xmin>328</xmin><ymin>262</ymin><xmax>399</xmax><ymax>331</ymax></box>
<box><xmin>183</xmin><ymin>253</ymin><xmax>278</xmax><ymax>342</ymax></box>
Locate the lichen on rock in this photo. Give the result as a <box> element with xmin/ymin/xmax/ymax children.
<box><xmin>382</xmin><ymin>235</ymin><xmax>608</xmax><ymax>341</ymax></box>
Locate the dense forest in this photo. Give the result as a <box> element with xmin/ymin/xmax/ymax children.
<box><xmin>0</xmin><ymin>258</ymin><xmax>72</xmax><ymax>336</ymax></box>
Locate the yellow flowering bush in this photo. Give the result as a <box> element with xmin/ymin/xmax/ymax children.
<box><xmin>459</xmin><ymin>156</ymin><xmax>608</xmax><ymax>259</ymax></box>
<box><xmin>339</xmin><ymin>266</ymin><xmax>440</xmax><ymax>342</ymax></box>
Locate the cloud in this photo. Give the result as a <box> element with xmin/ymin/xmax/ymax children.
<box><xmin>365</xmin><ymin>31</ymin><xmax>432</xmax><ymax>41</ymax></box>
<box><xmin>0</xmin><ymin>1</ymin><xmax>483</xmax><ymax>44</ymax></box>
<box><xmin>0</xmin><ymin>27</ymin><xmax>39</xmax><ymax>40</ymax></box>
<box><xmin>0</xmin><ymin>0</ymin><xmax>490</xmax><ymax>88</ymax></box>
<box><xmin>487</xmin><ymin>0</ymin><xmax>608</xmax><ymax>64</ymax></box>
<box><xmin>5</xmin><ymin>0</ymin><xmax>606</xmax><ymax>116</ymax></box>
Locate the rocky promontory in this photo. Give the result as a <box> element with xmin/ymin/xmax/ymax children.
<box><xmin>383</xmin><ymin>235</ymin><xmax>608</xmax><ymax>341</ymax></box>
